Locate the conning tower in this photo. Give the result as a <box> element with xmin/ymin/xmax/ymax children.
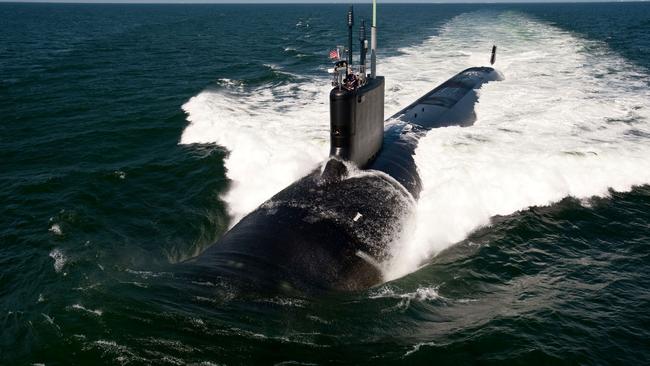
<box><xmin>328</xmin><ymin>2</ymin><xmax>384</xmax><ymax>169</ymax></box>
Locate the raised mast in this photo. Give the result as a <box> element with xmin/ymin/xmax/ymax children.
<box><xmin>370</xmin><ymin>0</ymin><xmax>377</xmax><ymax>78</ymax></box>
<box><xmin>347</xmin><ymin>6</ymin><xmax>354</xmax><ymax>76</ymax></box>
<box><xmin>359</xmin><ymin>20</ymin><xmax>367</xmax><ymax>78</ymax></box>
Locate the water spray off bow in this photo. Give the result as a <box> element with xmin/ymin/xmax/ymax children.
<box><xmin>186</xmin><ymin>1</ymin><xmax>504</xmax><ymax>294</ymax></box>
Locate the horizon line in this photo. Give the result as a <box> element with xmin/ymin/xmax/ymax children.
<box><xmin>1</xmin><ymin>0</ymin><xmax>648</xmax><ymax>4</ymax></box>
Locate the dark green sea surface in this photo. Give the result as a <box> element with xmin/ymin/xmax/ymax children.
<box><xmin>1</xmin><ymin>3</ymin><xmax>649</xmax><ymax>365</ymax></box>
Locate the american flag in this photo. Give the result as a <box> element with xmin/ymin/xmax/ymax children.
<box><xmin>329</xmin><ymin>49</ymin><xmax>340</xmax><ymax>60</ymax></box>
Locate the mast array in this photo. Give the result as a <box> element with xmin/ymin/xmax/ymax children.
<box><xmin>329</xmin><ymin>1</ymin><xmax>378</xmax><ymax>90</ymax></box>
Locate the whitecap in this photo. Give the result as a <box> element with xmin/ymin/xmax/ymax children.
<box><xmin>71</xmin><ymin>304</ymin><xmax>103</xmax><ymax>316</ymax></box>
<box><xmin>48</xmin><ymin>223</ymin><xmax>62</xmax><ymax>236</ymax></box>
<box><xmin>49</xmin><ymin>248</ymin><xmax>66</xmax><ymax>273</ymax></box>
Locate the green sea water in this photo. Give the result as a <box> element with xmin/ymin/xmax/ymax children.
<box><xmin>1</xmin><ymin>3</ymin><xmax>650</xmax><ymax>365</ymax></box>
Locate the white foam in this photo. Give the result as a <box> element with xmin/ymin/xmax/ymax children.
<box><xmin>181</xmin><ymin>11</ymin><xmax>650</xmax><ymax>280</ymax></box>
<box><xmin>49</xmin><ymin>248</ymin><xmax>66</xmax><ymax>273</ymax></box>
<box><xmin>369</xmin><ymin>285</ymin><xmax>442</xmax><ymax>302</ymax></box>
<box><xmin>71</xmin><ymin>304</ymin><xmax>103</xmax><ymax>316</ymax></box>
<box><xmin>369</xmin><ymin>285</ymin><xmax>443</xmax><ymax>312</ymax></box>
<box><xmin>404</xmin><ymin>341</ymin><xmax>436</xmax><ymax>357</ymax></box>
<box><xmin>48</xmin><ymin>223</ymin><xmax>62</xmax><ymax>236</ymax></box>
<box><xmin>180</xmin><ymin>77</ymin><xmax>329</xmax><ymax>225</ymax></box>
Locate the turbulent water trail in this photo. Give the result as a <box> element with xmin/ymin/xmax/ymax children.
<box><xmin>181</xmin><ymin>11</ymin><xmax>650</xmax><ymax>280</ymax></box>
<box><xmin>384</xmin><ymin>11</ymin><xmax>650</xmax><ymax>279</ymax></box>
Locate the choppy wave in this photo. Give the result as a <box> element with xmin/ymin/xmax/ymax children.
<box><xmin>181</xmin><ymin>11</ymin><xmax>650</xmax><ymax>280</ymax></box>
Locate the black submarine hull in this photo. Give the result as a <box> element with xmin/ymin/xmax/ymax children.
<box><xmin>188</xmin><ymin>67</ymin><xmax>502</xmax><ymax>293</ymax></box>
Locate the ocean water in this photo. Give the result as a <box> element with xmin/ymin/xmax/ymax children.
<box><xmin>1</xmin><ymin>2</ymin><xmax>650</xmax><ymax>365</ymax></box>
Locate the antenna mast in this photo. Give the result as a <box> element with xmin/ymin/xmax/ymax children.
<box><xmin>359</xmin><ymin>19</ymin><xmax>367</xmax><ymax>78</ymax></box>
<box><xmin>347</xmin><ymin>6</ymin><xmax>354</xmax><ymax>76</ymax></box>
<box><xmin>370</xmin><ymin>0</ymin><xmax>377</xmax><ymax>78</ymax></box>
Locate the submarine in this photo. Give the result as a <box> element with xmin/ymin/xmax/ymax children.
<box><xmin>187</xmin><ymin>2</ymin><xmax>502</xmax><ymax>293</ymax></box>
